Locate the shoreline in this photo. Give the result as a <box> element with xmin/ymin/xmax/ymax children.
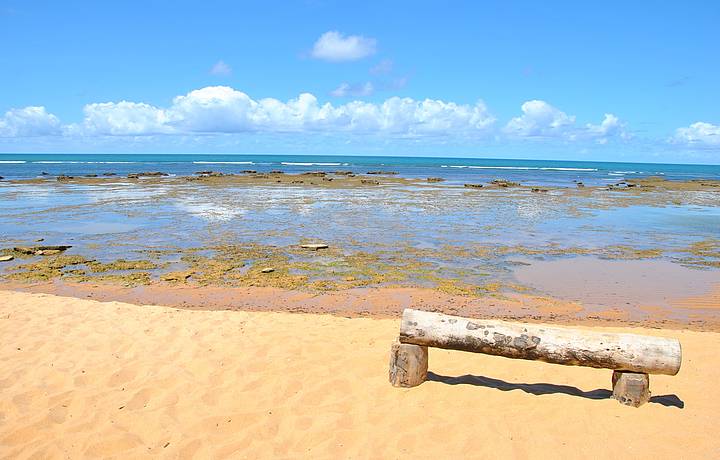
<box><xmin>4</xmin><ymin>279</ymin><xmax>719</xmax><ymax>332</ymax></box>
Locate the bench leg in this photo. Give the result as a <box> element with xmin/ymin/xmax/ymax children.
<box><xmin>612</xmin><ymin>371</ymin><xmax>650</xmax><ymax>407</ymax></box>
<box><xmin>389</xmin><ymin>341</ymin><xmax>428</xmax><ymax>388</ymax></box>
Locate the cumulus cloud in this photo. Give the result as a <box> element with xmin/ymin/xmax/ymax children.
<box><xmin>585</xmin><ymin>114</ymin><xmax>629</xmax><ymax>144</ymax></box>
<box><xmin>67</xmin><ymin>86</ymin><xmax>494</xmax><ymax>138</ymax></box>
<box><xmin>1</xmin><ymin>90</ymin><xmax>636</xmax><ymax>147</ymax></box>
<box><xmin>0</xmin><ymin>106</ymin><xmax>61</xmax><ymax>137</ymax></box>
<box><xmin>674</xmin><ymin>122</ymin><xmax>720</xmax><ymax>146</ymax></box>
<box><xmin>330</xmin><ymin>82</ymin><xmax>375</xmax><ymax>97</ymax></box>
<box><xmin>505</xmin><ymin>100</ymin><xmax>575</xmax><ymax>138</ymax></box>
<box><xmin>210</xmin><ymin>60</ymin><xmax>232</xmax><ymax>76</ymax></box>
<box><xmin>505</xmin><ymin>101</ymin><xmax>627</xmax><ymax>143</ymax></box>
<box><xmin>68</xmin><ymin>101</ymin><xmax>170</xmax><ymax>136</ymax></box>
<box><xmin>311</xmin><ymin>31</ymin><xmax>376</xmax><ymax>62</ymax></box>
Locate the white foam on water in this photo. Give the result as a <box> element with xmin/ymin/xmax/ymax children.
<box><xmin>193</xmin><ymin>161</ymin><xmax>254</xmax><ymax>165</ymax></box>
<box><xmin>0</xmin><ymin>160</ymin><xmax>26</xmax><ymax>163</ymax></box>
<box><xmin>32</xmin><ymin>161</ymin><xmax>136</xmax><ymax>164</ymax></box>
<box><xmin>281</xmin><ymin>162</ymin><xmax>342</xmax><ymax>166</ymax></box>
<box><xmin>444</xmin><ymin>165</ymin><xmax>597</xmax><ymax>171</ymax></box>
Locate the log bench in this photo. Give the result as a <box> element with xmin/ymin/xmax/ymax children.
<box><xmin>389</xmin><ymin>309</ymin><xmax>682</xmax><ymax>407</ymax></box>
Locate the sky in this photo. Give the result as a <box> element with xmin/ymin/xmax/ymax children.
<box><xmin>0</xmin><ymin>0</ymin><xmax>718</xmax><ymax>163</ymax></box>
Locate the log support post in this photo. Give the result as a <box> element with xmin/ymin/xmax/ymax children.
<box><xmin>612</xmin><ymin>371</ymin><xmax>650</xmax><ymax>407</ymax></box>
<box><xmin>389</xmin><ymin>341</ymin><xmax>428</xmax><ymax>388</ymax></box>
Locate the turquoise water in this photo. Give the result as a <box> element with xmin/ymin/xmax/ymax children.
<box><xmin>0</xmin><ymin>153</ymin><xmax>718</xmax><ymax>294</ymax></box>
<box><xmin>2</xmin><ymin>153</ymin><xmax>720</xmax><ymax>186</ymax></box>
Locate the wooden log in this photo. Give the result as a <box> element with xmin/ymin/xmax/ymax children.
<box><xmin>399</xmin><ymin>309</ymin><xmax>681</xmax><ymax>375</ymax></box>
<box><xmin>612</xmin><ymin>371</ymin><xmax>650</xmax><ymax>407</ymax></box>
<box><xmin>389</xmin><ymin>341</ymin><xmax>428</xmax><ymax>388</ymax></box>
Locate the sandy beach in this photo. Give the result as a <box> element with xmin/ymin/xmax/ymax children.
<box><xmin>1</xmin><ymin>290</ymin><xmax>718</xmax><ymax>459</ymax></box>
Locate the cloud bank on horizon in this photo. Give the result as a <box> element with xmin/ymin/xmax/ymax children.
<box><xmin>0</xmin><ymin>85</ymin><xmax>715</xmax><ymax>151</ymax></box>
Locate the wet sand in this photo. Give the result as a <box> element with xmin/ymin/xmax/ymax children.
<box><xmin>514</xmin><ymin>257</ymin><xmax>720</xmax><ymax>319</ymax></box>
<box><xmin>1</xmin><ymin>290</ymin><xmax>717</xmax><ymax>459</ymax></box>
<box><xmin>4</xmin><ymin>266</ymin><xmax>720</xmax><ymax>332</ymax></box>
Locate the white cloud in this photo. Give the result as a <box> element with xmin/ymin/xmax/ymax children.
<box><xmin>0</xmin><ymin>91</ymin><xmax>636</xmax><ymax>147</ymax></box>
<box><xmin>505</xmin><ymin>100</ymin><xmax>575</xmax><ymax>138</ymax></box>
<box><xmin>169</xmin><ymin>86</ymin><xmax>258</xmax><ymax>133</ymax></box>
<box><xmin>0</xmin><ymin>106</ymin><xmax>61</xmax><ymax>137</ymax></box>
<box><xmin>311</xmin><ymin>31</ymin><xmax>377</xmax><ymax>62</ymax></box>
<box><xmin>330</xmin><ymin>82</ymin><xmax>375</xmax><ymax>97</ymax></box>
<box><xmin>586</xmin><ymin>113</ymin><xmax>629</xmax><ymax>144</ymax></box>
<box><xmin>674</xmin><ymin>122</ymin><xmax>720</xmax><ymax>146</ymax></box>
<box><xmin>505</xmin><ymin>101</ymin><xmax>627</xmax><ymax>144</ymax></box>
<box><xmin>75</xmin><ymin>101</ymin><xmax>171</xmax><ymax>135</ymax></box>
<box><xmin>67</xmin><ymin>86</ymin><xmax>495</xmax><ymax>138</ymax></box>
<box><xmin>210</xmin><ymin>60</ymin><xmax>232</xmax><ymax>76</ymax></box>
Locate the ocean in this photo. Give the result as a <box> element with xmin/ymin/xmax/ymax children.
<box><xmin>2</xmin><ymin>153</ymin><xmax>720</xmax><ymax>186</ymax></box>
<box><xmin>1</xmin><ymin>151</ymin><xmax>719</xmax><ymax>321</ymax></box>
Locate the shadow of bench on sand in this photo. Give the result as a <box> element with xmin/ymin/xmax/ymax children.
<box><xmin>427</xmin><ymin>372</ymin><xmax>684</xmax><ymax>409</ymax></box>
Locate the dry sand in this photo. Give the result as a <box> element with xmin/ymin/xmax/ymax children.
<box><xmin>1</xmin><ymin>290</ymin><xmax>717</xmax><ymax>459</ymax></box>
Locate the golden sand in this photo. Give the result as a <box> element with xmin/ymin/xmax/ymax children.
<box><xmin>1</xmin><ymin>290</ymin><xmax>717</xmax><ymax>459</ymax></box>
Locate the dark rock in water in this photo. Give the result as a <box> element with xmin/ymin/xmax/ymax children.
<box><xmin>13</xmin><ymin>245</ymin><xmax>72</xmax><ymax>255</ymax></box>
<box><xmin>367</xmin><ymin>171</ymin><xmax>399</xmax><ymax>175</ymax></box>
<box><xmin>576</xmin><ymin>182</ymin><xmax>585</xmax><ymax>188</ymax></box>
<box><xmin>41</xmin><ymin>172</ymin><xmax>49</xmax><ymax>175</ymax></box>
<box><xmin>333</xmin><ymin>171</ymin><xmax>353</xmax><ymax>175</ymax></box>
<box><xmin>464</xmin><ymin>183</ymin><xmax>483</xmax><ymax>188</ymax></box>
<box><xmin>129</xmin><ymin>171</ymin><xmax>168</xmax><ymax>178</ymax></box>
<box><xmin>427</xmin><ymin>177</ymin><xmax>445</xmax><ymax>182</ymax></box>
<box><xmin>84</xmin><ymin>174</ymin><xmax>98</xmax><ymax>178</ymax></box>
<box><xmin>531</xmin><ymin>188</ymin><xmax>549</xmax><ymax>193</ymax></box>
<box><xmin>196</xmin><ymin>171</ymin><xmax>224</xmax><ymax>177</ymax></box>
<box><xmin>241</xmin><ymin>170</ymin><xmax>257</xmax><ymax>174</ymax></box>
<box><xmin>102</xmin><ymin>172</ymin><xmax>117</xmax><ymax>176</ymax></box>
<box><xmin>270</xmin><ymin>170</ymin><xmax>285</xmax><ymax>174</ymax></box>
<box><xmin>57</xmin><ymin>175</ymin><xmax>74</xmax><ymax>181</ymax></box>
<box><xmin>361</xmin><ymin>179</ymin><xmax>380</xmax><ymax>185</ymax></box>
<box><xmin>323</xmin><ymin>177</ymin><xmax>334</xmax><ymax>181</ymax></box>
<box><xmin>0</xmin><ymin>176</ymin><xmax>4</xmax><ymax>180</ymax></box>
<box><xmin>302</xmin><ymin>171</ymin><xmax>326</xmax><ymax>176</ymax></box>
<box><xmin>491</xmin><ymin>179</ymin><xmax>520</xmax><ymax>187</ymax></box>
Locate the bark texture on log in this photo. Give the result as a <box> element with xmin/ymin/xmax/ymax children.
<box><xmin>612</xmin><ymin>371</ymin><xmax>650</xmax><ymax>407</ymax></box>
<box><xmin>389</xmin><ymin>341</ymin><xmax>428</xmax><ymax>388</ymax></box>
<box><xmin>399</xmin><ymin>309</ymin><xmax>681</xmax><ymax>376</ymax></box>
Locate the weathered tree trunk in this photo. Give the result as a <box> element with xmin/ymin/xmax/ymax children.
<box><xmin>389</xmin><ymin>341</ymin><xmax>428</xmax><ymax>388</ymax></box>
<box><xmin>612</xmin><ymin>371</ymin><xmax>650</xmax><ymax>407</ymax></box>
<box><xmin>399</xmin><ymin>309</ymin><xmax>681</xmax><ymax>375</ymax></box>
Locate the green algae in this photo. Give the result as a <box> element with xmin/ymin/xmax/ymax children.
<box><xmin>4</xmin><ymin>255</ymin><xmax>90</xmax><ymax>281</ymax></box>
<box><xmin>87</xmin><ymin>259</ymin><xmax>159</xmax><ymax>272</ymax></box>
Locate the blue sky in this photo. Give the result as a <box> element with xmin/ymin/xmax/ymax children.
<box><xmin>0</xmin><ymin>0</ymin><xmax>718</xmax><ymax>163</ymax></box>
